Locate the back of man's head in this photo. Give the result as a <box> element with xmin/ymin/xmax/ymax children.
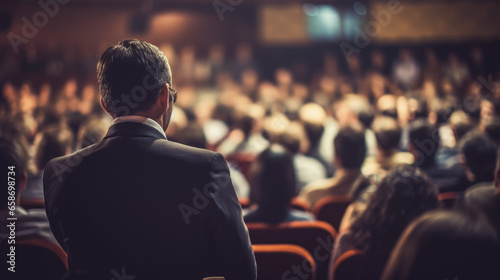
<box><xmin>334</xmin><ymin>124</ymin><xmax>366</xmax><ymax>169</ymax></box>
<box><xmin>275</xmin><ymin>122</ymin><xmax>306</xmax><ymax>155</ymax></box>
<box><xmin>484</xmin><ymin>116</ymin><xmax>500</xmax><ymax>148</ymax></box>
<box><xmin>460</xmin><ymin>131</ymin><xmax>497</xmax><ymax>183</ymax></box>
<box><xmin>409</xmin><ymin>119</ymin><xmax>439</xmax><ymax>166</ymax></box>
<box><xmin>0</xmin><ymin>139</ymin><xmax>26</xmax><ymax>210</ymax></box>
<box><xmin>372</xmin><ymin>116</ymin><xmax>401</xmax><ymax>153</ymax></box>
<box><xmin>449</xmin><ymin>110</ymin><xmax>476</xmax><ymax>142</ymax></box>
<box><xmin>97</xmin><ymin>39</ymin><xmax>171</xmax><ymax>117</ymax></box>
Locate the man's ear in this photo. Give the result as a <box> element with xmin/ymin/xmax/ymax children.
<box><xmin>160</xmin><ymin>84</ymin><xmax>169</xmax><ymax>110</ymax></box>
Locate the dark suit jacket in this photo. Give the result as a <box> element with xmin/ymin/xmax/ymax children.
<box><xmin>43</xmin><ymin>122</ymin><xmax>256</xmax><ymax>280</ymax></box>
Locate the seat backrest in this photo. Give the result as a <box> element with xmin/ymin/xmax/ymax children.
<box><xmin>20</xmin><ymin>197</ymin><xmax>45</xmax><ymax>209</ymax></box>
<box><xmin>0</xmin><ymin>238</ymin><xmax>67</xmax><ymax>280</ymax></box>
<box><xmin>239</xmin><ymin>197</ymin><xmax>252</xmax><ymax>209</ymax></box>
<box><xmin>247</xmin><ymin>221</ymin><xmax>337</xmax><ymax>280</ymax></box>
<box><xmin>240</xmin><ymin>197</ymin><xmax>311</xmax><ymax>212</ymax></box>
<box><xmin>312</xmin><ymin>196</ymin><xmax>352</xmax><ymax>231</ymax></box>
<box><xmin>253</xmin><ymin>244</ymin><xmax>316</xmax><ymax>280</ymax></box>
<box><xmin>438</xmin><ymin>191</ymin><xmax>459</xmax><ymax>209</ymax></box>
<box><xmin>331</xmin><ymin>250</ymin><xmax>389</xmax><ymax>280</ymax></box>
<box><xmin>291</xmin><ymin>197</ymin><xmax>311</xmax><ymax>212</ymax></box>
<box><xmin>226</xmin><ymin>153</ymin><xmax>257</xmax><ymax>181</ymax></box>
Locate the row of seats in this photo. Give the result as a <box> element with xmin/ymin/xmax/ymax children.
<box><xmin>12</xmin><ymin>193</ymin><xmax>460</xmax><ymax>280</ymax></box>
<box><xmin>241</xmin><ymin>193</ymin><xmax>461</xmax><ymax>280</ymax></box>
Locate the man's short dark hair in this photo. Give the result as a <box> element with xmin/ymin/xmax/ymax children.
<box><xmin>97</xmin><ymin>39</ymin><xmax>171</xmax><ymax>117</ymax></box>
<box><xmin>335</xmin><ymin>124</ymin><xmax>366</xmax><ymax>169</ymax></box>
<box><xmin>459</xmin><ymin>131</ymin><xmax>497</xmax><ymax>182</ymax></box>
<box><xmin>409</xmin><ymin>119</ymin><xmax>439</xmax><ymax>166</ymax></box>
<box><xmin>372</xmin><ymin>116</ymin><xmax>401</xmax><ymax>152</ymax></box>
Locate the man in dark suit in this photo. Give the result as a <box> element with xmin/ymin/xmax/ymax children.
<box><xmin>43</xmin><ymin>39</ymin><xmax>256</xmax><ymax>280</ymax></box>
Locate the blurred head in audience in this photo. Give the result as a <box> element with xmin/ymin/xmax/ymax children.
<box><xmin>351</xmin><ymin>165</ymin><xmax>439</xmax><ymax>253</ymax></box>
<box><xmin>429</xmin><ymin>97</ymin><xmax>454</xmax><ymax>126</ymax></box>
<box><xmin>275</xmin><ymin>121</ymin><xmax>308</xmax><ymax>155</ymax></box>
<box><xmin>334</xmin><ymin>124</ymin><xmax>366</xmax><ymax>170</ymax></box>
<box><xmin>408</xmin><ymin>119</ymin><xmax>439</xmax><ymax>167</ymax></box>
<box><xmin>0</xmin><ymin>139</ymin><xmax>27</xmax><ymax>209</ymax></box>
<box><xmin>298</xmin><ymin>103</ymin><xmax>326</xmax><ymax>151</ymax></box>
<box><xmin>249</xmin><ymin>144</ymin><xmax>295</xmax><ymax>215</ymax></box>
<box><xmin>97</xmin><ymin>39</ymin><xmax>173</xmax><ymax>130</ymax></box>
<box><xmin>382</xmin><ymin>210</ymin><xmax>500</xmax><ymax>280</ymax></box>
<box><xmin>335</xmin><ymin>94</ymin><xmax>373</xmax><ymax>128</ymax></box>
<box><xmin>459</xmin><ymin>131</ymin><xmax>497</xmax><ymax>183</ymax></box>
<box><xmin>34</xmin><ymin>125</ymin><xmax>74</xmax><ymax>173</ymax></box>
<box><xmin>484</xmin><ymin>115</ymin><xmax>500</xmax><ymax>147</ymax></box>
<box><xmin>77</xmin><ymin>115</ymin><xmax>112</xmax><ymax>149</ymax></box>
<box><xmin>236</xmin><ymin>43</ymin><xmax>253</xmax><ymax>63</ymax></box>
<box><xmin>407</xmin><ymin>96</ymin><xmax>429</xmax><ymax>122</ymax></box>
<box><xmin>449</xmin><ymin>110</ymin><xmax>476</xmax><ymax>142</ymax></box>
<box><xmin>496</xmin><ymin>149</ymin><xmax>500</xmax><ymax>190</ymax></box>
<box><xmin>372</xmin><ymin>116</ymin><xmax>401</xmax><ymax>155</ymax></box>
<box><xmin>176</xmin><ymin>123</ymin><xmax>207</xmax><ymax>149</ymax></box>
<box><xmin>376</xmin><ymin>94</ymin><xmax>398</xmax><ymax>120</ymax></box>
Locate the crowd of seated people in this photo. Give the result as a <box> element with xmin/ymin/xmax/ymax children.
<box><xmin>2</xmin><ymin>43</ymin><xmax>500</xmax><ymax>279</ymax></box>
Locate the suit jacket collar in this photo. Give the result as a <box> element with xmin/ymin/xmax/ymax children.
<box><xmin>103</xmin><ymin>122</ymin><xmax>167</xmax><ymax>140</ymax></box>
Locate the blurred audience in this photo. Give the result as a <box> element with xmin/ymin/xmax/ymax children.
<box><xmin>21</xmin><ymin>124</ymin><xmax>74</xmax><ymax>203</ymax></box>
<box><xmin>2</xmin><ymin>41</ymin><xmax>500</xmax><ymax>278</ymax></box>
<box><xmin>0</xmin><ymin>138</ymin><xmax>57</xmax><ymax>244</ymax></box>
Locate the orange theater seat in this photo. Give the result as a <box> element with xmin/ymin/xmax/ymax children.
<box><xmin>312</xmin><ymin>196</ymin><xmax>352</xmax><ymax>232</ymax></box>
<box><xmin>246</xmin><ymin>221</ymin><xmax>337</xmax><ymax>280</ymax></box>
<box><xmin>291</xmin><ymin>197</ymin><xmax>311</xmax><ymax>212</ymax></box>
<box><xmin>253</xmin><ymin>244</ymin><xmax>316</xmax><ymax>280</ymax></box>
<box><xmin>225</xmin><ymin>153</ymin><xmax>257</xmax><ymax>181</ymax></box>
<box><xmin>438</xmin><ymin>191</ymin><xmax>459</xmax><ymax>209</ymax></box>
<box><xmin>20</xmin><ymin>197</ymin><xmax>45</xmax><ymax>209</ymax></box>
<box><xmin>331</xmin><ymin>249</ymin><xmax>389</xmax><ymax>280</ymax></box>
<box><xmin>240</xmin><ymin>197</ymin><xmax>312</xmax><ymax>212</ymax></box>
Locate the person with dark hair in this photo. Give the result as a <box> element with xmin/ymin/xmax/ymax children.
<box><xmin>484</xmin><ymin>115</ymin><xmax>500</xmax><ymax>148</ymax></box>
<box><xmin>299</xmin><ymin>103</ymin><xmax>335</xmax><ymax>177</ymax></box>
<box><xmin>275</xmin><ymin>121</ymin><xmax>327</xmax><ymax>193</ymax></box>
<box><xmin>43</xmin><ymin>39</ymin><xmax>256</xmax><ymax>280</ymax></box>
<box><xmin>331</xmin><ymin>165</ymin><xmax>439</xmax><ymax>278</ymax></box>
<box><xmin>244</xmin><ymin>144</ymin><xmax>314</xmax><ymax>224</ymax></box>
<box><xmin>363</xmin><ymin>116</ymin><xmax>413</xmax><ymax>177</ymax></box>
<box><xmin>300</xmin><ymin>124</ymin><xmax>366</xmax><ymax>207</ymax></box>
<box><xmin>21</xmin><ymin>124</ymin><xmax>74</xmax><ymax>203</ymax></box>
<box><xmin>0</xmin><ymin>138</ymin><xmax>57</xmax><ymax>244</ymax></box>
<box><xmin>382</xmin><ymin>210</ymin><xmax>500</xmax><ymax>280</ymax></box>
<box><xmin>460</xmin><ymin>132</ymin><xmax>497</xmax><ymax>209</ymax></box>
<box><xmin>408</xmin><ymin>119</ymin><xmax>462</xmax><ymax>192</ymax></box>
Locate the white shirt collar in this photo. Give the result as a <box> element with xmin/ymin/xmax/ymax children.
<box><xmin>112</xmin><ymin>115</ymin><xmax>167</xmax><ymax>138</ymax></box>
